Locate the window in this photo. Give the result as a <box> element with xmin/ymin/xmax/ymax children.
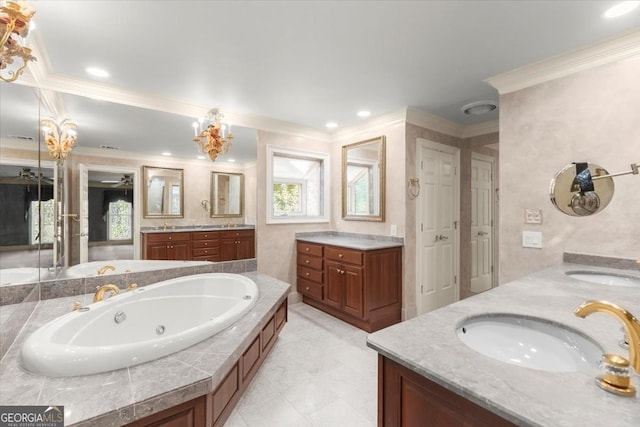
<box><xmin>267</xmin><ymin>146</ymin><xmax>330</xmax><ymax>224</ymax></box>
<box><xmin>107</xmin><ymin>200</ymin><xmax>132</xmax><ymax>240</ymax></box>
<box><xmin>30</xmin><ymin>199</ymin><xmax>55</xmax><ymax>245</ymax></box>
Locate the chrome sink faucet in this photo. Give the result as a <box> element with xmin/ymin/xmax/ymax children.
<box><xmin>574</xmin><ymin>300</ymin><xmax>640</xmax><ymax>397</ymax></box>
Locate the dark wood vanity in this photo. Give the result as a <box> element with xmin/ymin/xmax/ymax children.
<box><xmin>296</xmin><ymin>239</ymin><xmax>402</xmax><ymax>332</ymax></box>
<box><xmin>142</xmin><ymin>229</ymin><xmax>255</xmax><ymax>262</ymax></box>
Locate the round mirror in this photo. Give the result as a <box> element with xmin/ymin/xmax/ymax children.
<box><xmin>549</xmin><ymin>162</ymin><xmax>614</xmax><ymax>216</ymax></box>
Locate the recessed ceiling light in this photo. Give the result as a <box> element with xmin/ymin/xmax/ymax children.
<box><xmin>85</xmin><ymin>67</ymin><xmax>109</xmax><ymax>78</ymax></box>
<box><xmin>197</xmin><ymin>155</ymin><xmax>206</xmax><ymax>160</ymax></box>
<box><xmin>604</xmin><ymin>1</ymin><xmax>639</xmax><ymax>18</ymax></box>
<box><xmin>325</xmin><ymin>122</ymin><xmax>338</xmax><ymax>129</ymax></box>
<box><xmin>227</xmin><ymin>158</ymin><xmax>236</xmax><ymax>163</ymax></box>
<box><xmin>461</xmin><ymin>101</ymin><xmax>498</xmax><ymax>116</ymax></box>
<box><xmin>161</xmin><ymin>152</ymin><xmax>171</xmax><ymax>156</ymax></box>
<box><xmin>357</xmin><ymin>110</ymin><xmax>371</xmax><ymax>118</ymax></box>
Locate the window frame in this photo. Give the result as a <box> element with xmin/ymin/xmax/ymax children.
<box><xmin>107</xmin><ymin>200</ymin><xmax>133</xmax><ymax>241</ymax></box>
<box><xmin>266</xmin><ymin>145</ymin><xmax>330</xmax><ymax>224</ymax></box>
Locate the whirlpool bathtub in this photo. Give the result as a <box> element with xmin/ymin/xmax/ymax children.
<box><xmin>20</xmin><ymin>273</ymin><xmax>259</xmax><ymax>377</ymax></box>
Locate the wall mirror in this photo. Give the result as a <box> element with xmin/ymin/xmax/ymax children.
<box><xmin>342</xmin><ymin>136</ymin><xmax>386</xmax><ymax>221</ymax></box>
<box><xmin>211</xmin><ymin>172</ymin><xmax>244</xmax><ymax>217</ymax></box>
<box><xmin>143</xmin><ymin>166</ymin><xmax>184</xmax><ymax>218</ymax></box>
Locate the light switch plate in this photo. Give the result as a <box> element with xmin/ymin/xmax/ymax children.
<box><xmin>525</xmin><ymin>209</ymin><xmax>543</xmax><ymax>224</ymax></box>
<box><xmin>390</xmin><ymin>224</ymin><xmax>397</xmax><ymax>236</ymax></box>
<box><xmin>522</xmin><ymin>231</ymin><xmax>543</xmax><ymax>248</ymax></box>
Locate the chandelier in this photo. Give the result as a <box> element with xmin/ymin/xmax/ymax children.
<box><xmin>41</xmin><ymin>119</ymin><xmax>78</xmax><ymax>160</ymax></box>
<box><xmin>0</xmin><ymin>0</ymin><xmax>36</xmax><ymax>83</ymax></box>
<box><xmin>192</xmin><ymin>109</ymin><xmax>234</xmax><ymax>161</ymax></box>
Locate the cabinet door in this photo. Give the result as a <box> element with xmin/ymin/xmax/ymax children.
<box><xmin>171</xmin><ymin>241</ymin><xmax>191</xmax><ymax>261</ymax></box>
<box><xmin>219</xmin><ymin>238</ymin><xmax>238</xmax><ymax>261</ymax></box>
<box><xmin>147</xmin><ymin>242</ymin><xmax>170</xmax><ymax>260</ymax></box>
<box><xmin>236</xmin><ymin>236</ymin><xmax>255</xmax><ymax>260</ymax></box>
<box><xmin>343</xmin><ymin>265</ymin><xmax>364</xmax><ymax>319</ymax></box>
<box><xmin>324</xmin><ymin>261</ymin><xmax>343</xmax><ymax>309</ymax></box>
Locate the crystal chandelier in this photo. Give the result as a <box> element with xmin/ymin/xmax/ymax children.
<box><xmin>0</xmin><ymin>0</ymin><xmax>36</xmax><ymax>83</ymax></box>
<box><xmin>41</xmin><ymin>119</ymin><xmax>78</xmax><ymax>160</ymax></box>
<box><xmin>192</xmin><ymin>109</ymin><xmax>234</xmax><ymax>161</ymax></box>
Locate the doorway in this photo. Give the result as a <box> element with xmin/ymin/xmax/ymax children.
<box><xmin>416</xmin><ymin>139</ymin><xmax>460</xmax><ymax>315</ymax></box>
<box><xmin>470</xmin><ymin>153</ymin><xmax>496</xmax><ymax>293</ymax></box>
<box><xmin>78</xmin><ymin>164</ymin><xmax>140</xmax><ymax>263</ymax></box>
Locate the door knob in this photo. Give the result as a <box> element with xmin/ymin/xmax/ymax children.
<box><xmin>436</xmin><ymin>234</ymin><xmax>448</xmax><ymax>241</ymax></box>
<box><xmin>477</xmin><ymin>231</ymin><xmax>488</xmax><ymax>236</ymax></box>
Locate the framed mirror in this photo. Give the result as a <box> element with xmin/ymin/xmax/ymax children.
<box><xmin>342</xmin><ymin>136</ymin><xmax>386</xmax><ymax>221</ymax></box>
<box><xmin>211</xmin><ymin>172</ymin><xmax>244</xmax><ymax>217</ymax></box>
<box><xmin>143</xmin><ymin>166</ymin><xmax>184</xmax><ymax>218</ymax></box>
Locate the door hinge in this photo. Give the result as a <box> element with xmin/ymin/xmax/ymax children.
<box><xmin>421</xmin><ymin>285</ymin><xmax>423</xmax><ymax>294</ymax></box>
<box><xmin>491</xmin><ymin>265</ymin><xmax>494</xmax><ymax>273</ymax></box>
<box><xmin>421</xmin><ymin>160</ymin><xmax>423</xmax><ymax>170</ymax></box>
<box><xmin>421</xmin><ymin>223</ymin><xmax>423</xmax><ymax>232</ymax></box>
<box><xmin>454</xmin><ymin>275</ymin><xmax>457</xmax><ymax>284</ymax></box>
<box><xmin>454</xmin><ymin>221</ymin><xmax>458</xmax><ymax>230</ymax></box>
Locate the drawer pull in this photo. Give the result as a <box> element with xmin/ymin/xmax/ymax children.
<box><xmin>305</xmin><ymin>260</ymin><xmax>310</xmax><ymax>264</ymax></box>
<box><xmin>338</xmin><ymin>254</ymin><xmax>343</xmax><ymax>258</ymax></box>
<box><xmin>204</xmin><ymin>242</ymin><xmax>208</xmax><ymax>246</ymax></box>
<box><xmin>305</xmin><ymin>272</ymin><xmax>310</xmax><ymax>276</ymax></box>
<box><xmin>305</xmin><ymin>286</ymin><xmax>310</xmax><ymax>291</ymax></box>
<box><xmin>305</xmin><ymin>247</ymin><xmax>310</xmax><ymax>252</ymax></box>
<box><xmin>204</xmin><ymin>234</ymin><xmax>208</xmax><ymax>238</ymax></box>
<box><xmin>168</xmin><ymin>236</ymin><xmax>172</xmax><ymax>240</ymax></box>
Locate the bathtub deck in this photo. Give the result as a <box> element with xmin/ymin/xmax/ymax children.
<box><xmin>0</xmin><ymin>271</ymin><xmax>289</xmax><ymax>427</ymax></box>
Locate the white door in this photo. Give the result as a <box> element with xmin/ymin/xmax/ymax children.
<box><xmin>78</xmin><ymin>164</ymin><xmax>89</xmax><ymax>263</ymax></box>
<box><xmin>417</xmin><ymin>141</ymin><xmax>459</xmax><ymax>314</ymax></box>
<box><xmin>470</xmin><ymin>156</ymin><xmax>494</xmax><ymax>293</ymax></box>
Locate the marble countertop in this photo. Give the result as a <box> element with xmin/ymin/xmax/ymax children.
<box><xmin>296</xmin><ymin>232</ymin><xmax>403</xmax><ymax>251</ymax></box>
<box><xmin>0</xmin><ymin>271</ymin><xmax>289</xmax><ymax>427</ymax></box>
<box><xmin>367</xmin><ymin>263</ymin><xmax>640</xmax><ymax>426</ymax></box>
<box><xmin>140</xmin><ymin>225</ymin><xmax>255</xmax><ymax>233</ymax></box>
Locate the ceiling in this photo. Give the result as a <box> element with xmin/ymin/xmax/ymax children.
<box><xmin>1</xmin><ymin>1</ymin><xmax>639</xmax><ymax>163</ymax></box>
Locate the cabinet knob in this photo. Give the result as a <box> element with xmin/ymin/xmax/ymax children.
<box><xmin>236</xmin><ymin>232</ymin><xmax>240</xmax><ymax>236</ymax></box>
<box><xmin>338</xmin><ymin>254</ymin><xmax>343</xmax><ymax>258</ymax></box>
<box><xmin>168</xmin><ymin>236</ymin><xmax>172</xmax><ymax>240</ymax></box>
<box><xmin>305</xmin><ymin>260</ymin><xmax>310</xmax><ymax>264</ymax></box>
<box><xmin>204</xmin><ymin>242</ymin><xmax>208</xmax><ymax>246</ymax></box>
<box><xmin>204</xmin><ymin>250</ymin><xmax>208</xmax><ymax>254</ymax></box>
<box><xmin>305</xmin><ymin>272</ymin><xmax>310</xmax><ymax>276</ymax></box>
<box><xmin>204</xmin><ymin>234</ymin><xmax>208</xmax><ymax>238</ymax></box>
<box><xmin>305</xmin><ymin>286</ymin><xmax>310</xmax><ymax>291</ymax></box>
<box><xmin>305</xmin><ymin>247</ymin><xmax>310</xmax><ymax>252</ymax></box>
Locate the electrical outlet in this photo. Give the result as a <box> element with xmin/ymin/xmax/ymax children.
<box><xmin>522</xmin><ymin>231</ymin><xmax>543</xmax><ymax>248</ymax></box>
<box><xmin>525</xmin><ymin>209</ymin><xmax>543</xmax><ymax>224</ymax></box>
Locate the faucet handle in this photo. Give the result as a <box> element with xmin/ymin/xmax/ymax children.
<box><xmin>598</xmin><ymin>353</ymin><xmax>636</xmax><ymax>397</ymax></box>
<box><xmin>72</xmin><ymin>301</ymin><xmax>82</xmax><ymax>311</ymax></box>
<box><xmin>127</xmin><ymin>283</ymin><xmax>138</xmax><ymax>291</ymax></box>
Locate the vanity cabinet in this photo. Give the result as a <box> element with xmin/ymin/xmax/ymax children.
<box><xmin>191</xmin><ymin>231</ymin><xmax>220</xmax><ymax>262</ymax></box>
<box><xmin>378</xmin><ymin>355</ymin><xmax>516</xmax><ymax>427</ymax></box>
<box><xmin>126</xmin><ymin>396</ymin><xmax>206</xmax><ymax>427</ymax></box>
<box><xmin>142</xmin><ymin>229</ymin><xmax>255</xmax><ymax>262</ymax></box>
<box><xmin>219</xmin><ymin>229</ymin><xmax>255</xmax><ymax>261</ymax></box>
<box><xmin>296</xmin><ymin>240</ymin><xmax>401</xmax><ymax>332</ymax></box>
<box><xmin>142</xmin><ymin>232</ymin><xmax>191</xmax><ymax>261</ymax></box>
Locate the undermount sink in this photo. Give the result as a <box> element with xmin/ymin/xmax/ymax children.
<box><xmin>456</xmin><ymin>314</ymin><xmax>602</xmax><ymax>372</ymax></box>
<box><xmin>566</xmin><ymin>271</ymin><xmax>640</xmax><ymax>287</ymax></box>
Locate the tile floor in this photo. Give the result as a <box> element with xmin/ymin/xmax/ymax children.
<box><xmin>225</xmin><ymin>302</ymin><xmax>378</xmax><ymax>427</ymax></box>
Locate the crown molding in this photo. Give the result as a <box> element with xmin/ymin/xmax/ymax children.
<box><xmin>486</xmin><ymin>28</ymin><xmax>640</xmax><ymax>95</ymax></box>
<box><xmin>332</xmin><ymin>108</ymin><xmax>407</xmax><ymax>141</ymax></box>
<box><xmin>461</xmin><ymin>120</ymin><xmax>499</xmax><ymax>138</ymax></box>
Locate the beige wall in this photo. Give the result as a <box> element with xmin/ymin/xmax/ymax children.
<box><xmin>499</xmin><ymin>57</ymin><xmax>640</xmax><ymax>283</ymax></box>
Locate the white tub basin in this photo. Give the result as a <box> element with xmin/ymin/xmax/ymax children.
<box><xmin>64</xmin><ymin>259</ymin><xmax>211</xmax><ymax>278</ymax></box>
<box><xmin>456</xmin><ymin>314</ymin><xmax>602</xmax><ymax>372</ymax></box>
<box><xmin>0</xmin><ymin>267</ymin><xmax>43</xmax><ymax>286</ymax></box>
<box><xmin>20</xmin><ymin>273</ymin><xmax>258</xmax><ymax>377</ymax></box>
<box><xmin>566</xmin><ymin>271</ymin><xmax>640</xmax><ymax>287</ymax></box>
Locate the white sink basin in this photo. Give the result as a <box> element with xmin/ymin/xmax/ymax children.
<box><xmin>566</xmin><ymin>271</ymin><xmax>640</xmax><ymax>287</ymax></box>
<box><xmin>456</xmin><ymin>314</ymin><xmax>602</xmax><ymax>372</ymax></box>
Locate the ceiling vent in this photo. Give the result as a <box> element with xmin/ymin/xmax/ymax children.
<box><xmin>461</xmin><ymin>101</ymin><xmax>498</xmax><ymax>116</ymax></box>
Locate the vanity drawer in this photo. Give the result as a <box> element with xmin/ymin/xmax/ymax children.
<box><xmin>325</xmin><ymin>246</ymin><xmax>363</xmax><ymax>265</ymax></box>
<box><xmin>192</xmin><ymin>248</ymin><xmax>219</xmax><ymax>257</ymax></box>
<box><xmin>297</xmin><ymin>265</ymin><xmax>323</xmax><ymax>284</ymax></box>
<box><xmin>297</xmin><ymin>241</ymin><xmax>323</xmax><ymax>257</ymax></box>
<box><xmin>297</xmin><ymin>253</ymin><xmax>323</xmax><ymax>270</ymax></box>
<box><xmin>297</xmin><ymin>278</ymin><xmax>323</xmax><ymax>300</ymax></box>
<box><xmin>192</xmin><ymin>239</ymin><xmax>218</xmax><ymax>249</ymax></box>
<box><xmin>145</xmin><ymin>232</ymin><xmax>190</xmax><ymax>243</ymax></box>
<box><xmin>220</xmin><ymin>229</ymin><xmax>254</xmax><ymax>239</ymax></box>
<box><xmin>191</xmin><ymin>231</ymin><xmax>219</xmax><ymax>241</ymax></box>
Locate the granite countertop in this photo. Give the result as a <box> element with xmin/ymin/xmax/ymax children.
<box><xmin>0</xmin><ymin>272</ymin><xmax>289</xmax><ymax>427</ymax></box>
<box><xmin>140</xmin><ymin>225</ymin><xmax>255</xmax><ymax>233</ymax></box>
<box><xmin>367</xmin><ymin>263</ymin><xmax>640</xmax><ymax>426</ymax></box>
<box><xmin>296</xmin><ymin>231</ymin><xmax>403</xmax><ymax>251</ymax></box>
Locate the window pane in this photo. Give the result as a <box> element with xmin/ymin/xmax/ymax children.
<box><xmin>108</xmin><ymin>200</ymin><xmax>132</xmax><ymax>240</ymax></box>
<box><xmin>273</xmin><ymin>153</ymin><xmax>322</xmax><ymax>217</ymax></box>
<box><xmin>30</xmin><ymin>200</ymin><xmax>55</xmax><ymax>245</ymax></box>
<box><xmin>273</xmin><ymin>183</ymin><xmax>302</xmax><ymax>214</ymax></box>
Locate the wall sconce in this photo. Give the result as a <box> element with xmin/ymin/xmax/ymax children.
<box><xmin>192</xmin><ymin>109</ymin><xmax>234</xmax><ymax>162</ymax></box>
<box><xmin>0</xmin><ymin>0</ymin><xmax>36</xmax><ymax>83</ymax></box>
<box><xmin>41</xmin><ymin>119</ymin><xmax>78</xmax><ymax>160</ymax></box>
<box><xmin>408</xmin><ymin>178</ymin><xmax>420</xmax><ymax>198</ymax></box>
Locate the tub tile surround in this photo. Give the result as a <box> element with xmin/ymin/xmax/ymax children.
<box><xmin>0</xmin><ymin>271</ymin><xmax>288</xmax><ymax>426</ymax></box>
<box><xmin>367</xmin><ymin>263</ymin><xmax>640</xmax><ymax>426</ymax></box>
